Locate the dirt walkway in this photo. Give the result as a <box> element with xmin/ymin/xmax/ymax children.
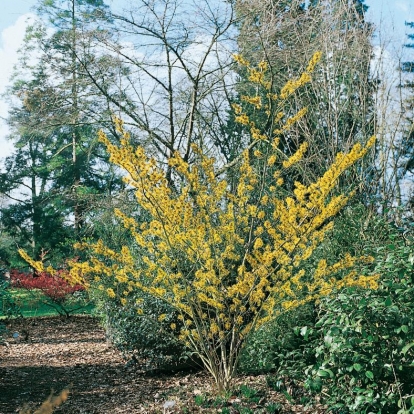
<box><xmin>0</xmin><ymin>317</ymin><xmax>211</xmax><ymax>413</ymax></box>
<box><xmin>0</xmin><ymin>317</ymin><xmax>324</xmax><ymax>413</ymax></box>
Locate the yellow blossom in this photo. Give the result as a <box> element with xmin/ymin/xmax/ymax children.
<box><xmin>283</xmin><ymin>142</ymin><xmax>309</xmax><ymax>168</ymax></box>
<box><xmin>107</xmin><ymin>288</ymin><xmax>116</xmax><ymax>298</ymax></box>
<box><xmin>233</xmin><ymin>54</ymin><xmax>250</xmax><ymax>66</ymax></box>
<box><xmin>235</xmin><ymin>113</ymin><xmax>250</xmax><ymax>125</ymax></box>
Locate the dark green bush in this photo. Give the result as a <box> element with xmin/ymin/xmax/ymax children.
<box><xmin>0</xmin><ymin>278</ymin><xmax>22</xmax><ymax>319</ymax></box>
<box><xmin>102</xmin><ymin>290</ymin><xmax>194</xmax><ymax>370</ymax></box>
<box><xmin>0</xmin><ymin>277</ymin><xmax>22</xmax><ymax>344</ymax></box>
<box><xmin>239</xmin><ymin>303</ymin><xmax>316</xmax><ymax>375</ymax></box>
<box><xmin>307</xmin><ymin>233</ymin><xmax>414</xmax><ymax>413</ymax></box>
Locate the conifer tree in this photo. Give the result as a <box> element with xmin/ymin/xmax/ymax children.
<box><xmin>0</xmin><ymin>1</ymin><xmax>121</xmax><ymax>264</ymax></box>
<box><xmin>0</xmin><ymin>82</ymin><xmax>71</xmax><ymax>262</ymax></box>
<box><xmin>35</xmin><ymin>0</ymin><xmax>111</xmax><ymax>234</ymax></box>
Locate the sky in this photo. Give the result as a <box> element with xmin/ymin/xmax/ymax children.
<box><xmin>0</xmin><ymin>0</ymin><xmax>413</xmax><ymax>161</ymax></box>
<box><xmin>0</xmin><ymin>0</ymin><xmax>37</xmax><ymax>157</ymax></box>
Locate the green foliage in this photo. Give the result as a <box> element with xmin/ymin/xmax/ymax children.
<box><xmin>239</xmin><ymin>384</ymin><xmax>262</xmax><ymax>403</ymax></box>
<box><xmin>192</xmin><ymin>385</ymin><xmax>274</xmax><ymax>412</ymax></box>
<box><xmin>102</xmin><ymin>290</ymin><xmax>193</xmax><ymax>370</ymax></box>
<box><xmin>239</xmin><ymin>303</ymin><xmax>316</xmax><ymax>375</ymax></box>
<box><xmin>0</xmin><ymin>277</ymin><xmax>22</xmax><ymax>344</ymax></box>
<box><xmin>265</xmin><ymin>402</ymin><xmax>283</xmax><ymax>413</ymax></box>
<box><xmin>193</xmin><ymin>391</ymin><xmax>231</xmax><ymax>409</ymax></box>
<box><xmin>307</xmin><ymin>232</ymin><xmax>414</xmax><ymax>413</ymax></box>
<box><xmin>0</xmin><ymin>281</ymin><xmax>22</xmax><ymax>319</ymax></box>
<box><xmin>0</xmin><ymin>140</ymin><xmax>73</xmax><ymax>263</ymax></box>
<box><xmin>0</xmin><ymin>279</ymin><xmax>22</xmax><ymax>343</ymax></box>
<box><xmin>194</xmin><ymin>394</ymin><xmax>207</xmax><ymax>407</ymax></box>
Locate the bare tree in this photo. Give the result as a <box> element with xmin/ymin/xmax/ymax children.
<box><xmin>235</xmin><ymin>0</ymin><xmax>375</xmax><ymax>189</ymax></box>
<box><xmin>75</xmin><ymin>0</ymin><xmax>238</xmax><ymax>173</ymax></box>
<box><xmin>371</xmin><ymin>18</ymin><xmax>414</xmax><ymax>221</ymax></box>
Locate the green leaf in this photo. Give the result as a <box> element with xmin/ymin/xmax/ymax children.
<box><xmin>353</xmin><ymin>363</ymin><xmax>362</xmax><ymax>372</ymax></box>
<box><xmin>401</xmin><ymin>342</ymin><xmax>414</xmax><ymax>355</ymax></box>
<box><xmin>365</xmin><ymin>370</ymin><xmax>374</xmax><ymax>380</ymax></box>
<box><xmin>385</xmin><ymin>296</ymin><xmax>392</xmax><ymax>307</ymax></box>
<box><xmin>359</xmin><ymin>298</ymin><xmax>367</xmax><ymax>307</ymax></box>
<box><xmin>317</xmin><ymin>369</ymin><xmax>334</xmax><ymax>378</ymax></box>
<box><xmin>401</xmin><ymin>325</ymin><xmax>409</xmax><ymax>334</ymax></box>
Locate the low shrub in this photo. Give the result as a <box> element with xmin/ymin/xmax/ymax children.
<box><xmin>0</xmin><ymin>270</ymin><xmax>22</xmax><ymax>344</ymax></box>
<box><xmin>1</xmin><ymin>279</ymin><xmax>21</xmax><ymax>316</ymax></box>
<box><xmin>101</xmin><ymin>290</ymin><xmax>195</xmax><ymax>370</ymax></box>
<box><xmin>306</xmin><ymin>232</ymin><xmax>414</xmax><ymax>413</ymax></box>
<box><xmin>1</xmin><ymin>273</ymin><xmax>22</xmax><ymax>324</ymax></box>
<box><xmin>10</xmin><ymin>269</ymin><xmax>88</xmax><ymax>317</ymax></box>
<box><xmin>239</xmin><ymin>303</ymin><xmax>317</xmax><ymax>376</ymax></box>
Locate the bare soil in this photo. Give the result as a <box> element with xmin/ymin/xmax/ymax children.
<box><xmin>0</xmin><ymin>316</ymin><xmax>325</xmax><ymax>413</ymax></box>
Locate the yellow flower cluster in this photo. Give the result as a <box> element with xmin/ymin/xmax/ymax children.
<box><xmin>279</xmin><ymin>51</ymin><xmax>321</xmax><ymax>99</ymax></box>
<box><xmin>232</xmin><ymin>53</ymin><xmax>250</xmax><ymax>66</ymax></box>
<box><xmin>18</xmin><ymin>249</ymin><xmax>44</xmax><ymax>273</ymax></box>
<box><xmin>306</xmin><ymin>51</ymin><xmax>322</xmax><ymax>72</ymax></box>
<box><xmin>235</xmin><ymin>113</ymin><xmax>250</xmax><ymax>125</ymax></box>
<box><xmin>69</xmin><ymin>117</ymin><xmax>375</xmax><ymax>334</ymax></box>
<box><xmin>282</xmin><ymin>142</ymin><xmax>309</xmax><ymax>168</ymax></box>
<box><xmin>280</xmin><ymin>72</ymin><xmax>311</xmax><ymax>100</ymax></box>
<box><xmin>232</xmin><ymin>53</ymin><xmax>320</xmax><ymax>154</ymax></box>
<box><xmin>241</xmin><ymin>95</ymin><xmax>262</xmax><ymax>109</ymax></box>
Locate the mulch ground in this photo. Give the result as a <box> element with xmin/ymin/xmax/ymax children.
<box><xmin>0</xmin><ymin>316</ymin><xmax>325</xmax><ymax>413</ymax></box>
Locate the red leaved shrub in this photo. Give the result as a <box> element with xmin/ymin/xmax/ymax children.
<box><xmin>11</xmin><ymin>269</ymin><xmax>84</xmax><ymax>302</ymax></box>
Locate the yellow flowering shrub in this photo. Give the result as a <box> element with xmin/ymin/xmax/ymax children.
<box><xmin>19</xmin><ymin>52</ymin><xmax>378</xmax><ymax>391</ymax></box>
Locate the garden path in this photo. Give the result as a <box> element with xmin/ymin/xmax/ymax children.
<box><xmin>0</xmin><ymin>317</ymin><xmax>324</xmax><ymax>413</ymax></box>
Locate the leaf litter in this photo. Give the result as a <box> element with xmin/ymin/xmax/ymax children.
<box><xmin>0</xmin><ymin>316</ymin><xmax>326</xmax><ymax>413</ymax></box>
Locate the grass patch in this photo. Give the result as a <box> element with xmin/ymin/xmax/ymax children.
<box><xmin>1</xmin><ymin>288</ymin><xmax>94</xmax><ymax>318</ymax></box>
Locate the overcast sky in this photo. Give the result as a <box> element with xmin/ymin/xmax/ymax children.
<box><xmin>0</xmin><ymin>0</ymin><xmax>413</xmax><ymax>161</ymax></box>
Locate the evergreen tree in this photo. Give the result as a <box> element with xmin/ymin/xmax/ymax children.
<box><xmin>0</xmin><ymin>1</ymin><xmax>121</xmax><ymax>264</ymax></box>
<box><xmin>35</xmin><ymin>0</ymin><xmax>112</xmax><ymax>234</ymax></box>
<box><xmin>0</xmin><ymin>91</ymin><xmax>71</xmax><ymax>263</ymax></box>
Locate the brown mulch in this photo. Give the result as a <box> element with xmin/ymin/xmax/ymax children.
<box><xmin>0</xmin><ymin>316</ymin><xmax>325</xmax><ymax>413</ymax></box>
